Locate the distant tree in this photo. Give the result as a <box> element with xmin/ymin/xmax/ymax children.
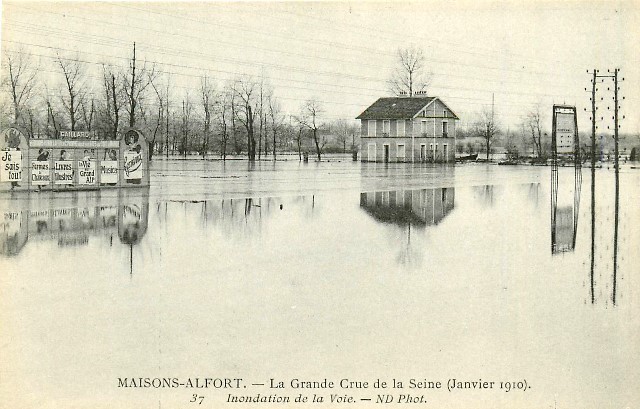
<box><xmin>629</xmin><ymin>147</ymin><xmax>636</xmax><ymax>161</ymax></box>
<box><xmin>298</xmin><ymin>99</ymin><xmax>324</xmax><ymax>161</ymax></box>
<box><xmin>56</xmin><ymin>53</ymin><xmax>86</xmax><ymax>132</ymax></box>
<box><xmin>331</xmin><ymin>119</ymin><xmax>359</xmax><ymax>154</ymax></box>
<box><xmin>147</xmin><ymin>73</ymin><xmax>165</xmax><ymax>160</ymax></box>
<box><xmin>42</xmin><ymin>85</ymin><xmax>61</xmax><ymax>138</ymax></box>
<box><xmin>80</xmin><ymin>98</ymin><xmax>95</xmax><ymax>132</ymax></box>
<box><xmin>217</xmin><ymin>87</ymin><xmax>231</xmax><ymax>160</ymax></box>
<box><xmin>475</xmin><ymin>107</ymin><xmax>499</xmax><ymax>161</ymax></box>
<box><xmin>465</xmin><ymin>141</ymin><xmax>475</xmax><ymax>154</ymax></box>
<box><xmin>233</xmin><ymin>77</ymin><xmax>258</xmax><ymax>160</ymax></box>
<box><xmin>2</xmin><ymin>50</ymin><xmax>38</xmax><ymax>126</ymax></box>
<box><xmin>268</xmin><ymin>94</ymin><xmax>282</xmax><ymax>160</ymax></box>
<box><xmin>180</xmin><ymin>93</ymin><xmax>193</xmax><ymax>156</ymax></box>
<box><xmin>388</xmin><ymin>46</ymin><xmax>432</xmax><ymax>97</ymax></box>
<box><xmin>293</xmin><ymin>118</ymin><xmax>305</xmax><ymax>161</ymax></box>
<box><xmin>526</xmin><ymin>105</ymin><xmax>544</xmax><ymax>158</ymax></box>
<box><xmin>98</xmin><ymin>65</ymin><xmax>124</xmax><ymax>140</ymax></box>
<box><xmin>200</xmin><ymin>75</ymin><xmax>215</xmax><ymax>159</ymax></box>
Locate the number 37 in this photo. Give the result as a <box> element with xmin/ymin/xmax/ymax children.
<box><xmin>190</xmin><ymin>394</ymin><xmax>205</xmax><ymax>405</ymax></box>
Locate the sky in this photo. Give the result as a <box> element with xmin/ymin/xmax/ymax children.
<box><xmin>1</xmin><ymin>0</ymin><xmax>639</xmax><ymax>134</ymax></box>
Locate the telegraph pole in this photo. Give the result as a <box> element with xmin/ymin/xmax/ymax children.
<box><xmin>612</xmin><ymin>68</ymin><xmax>619</xmax><ymax>305</ymax></box>
<box><xmin>589</xmin><ymin>69</ymin><xmax>597</xmax><ymax>304</ymax></box>
<box><xmin>587</xmin><ymin>68</ymin><xmax>624</xmax><ymax>305</ymax></box>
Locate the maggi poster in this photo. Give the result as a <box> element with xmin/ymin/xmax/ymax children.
<box><xmin>124</xmin><ymin>151</ymin><xmax>143</xmax><ymax>180</ymax></box>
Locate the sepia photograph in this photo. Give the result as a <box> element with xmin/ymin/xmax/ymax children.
<box><xmin>0</xmin><ymin>1</ymin><xmax>639</xmax><ymax>408</ymax></box>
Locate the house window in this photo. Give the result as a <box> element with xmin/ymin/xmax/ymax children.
<box><xmin>368</xmin><ymin>143</ymin><xmax>376</xmax><ymax>161</ymax></box>
<box><xmin>368</xmin><ymin>120</ymin><xmax>376</xmax><ymax>136</ymax></box>
<box><xmin>382</xmin><ymin>120</ymin><xmax>390</xmax><ymax>136</ymax></box>
<box><xmin>443</xmin><ymin>144</ymin><xmax>448</xmax><ymax>162</ymax></box>
<box><xmin>397</xmin><ymin>120</ymin><xmax>405</xmax><ymax>136</ymax></box>
<box><xmin>442</xmin><ymin>121</ymin><xmax>448</xmax><ymax>137</ymax></box>
<box><xmin>397</xmin><ymin>143</ymin><xmax>405</xmax><ymax>160</ymax></box>
<box><xmin>443</xmin><ymin>110</ymin><xmax>447</xmax><ymax>118</ymax></box>
<box><xmin>381</xmin><ymin>191</ymin><xmax>390</xmax><ymax>206</ymax></box>
<box><xmin>421</xmin><ymin>120</ymin><xmax>427</xmax><ymax>134</ymax></box>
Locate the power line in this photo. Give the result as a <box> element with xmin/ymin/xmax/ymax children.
<box><xmin>3</xmin><ymin>37</ymin><xmax>586</xmax><ymax>104</ymax></box>
<box><xmin>6</xmin><ymin>2</ymin><xmax>585</xmax><ymax>87</ymax></box>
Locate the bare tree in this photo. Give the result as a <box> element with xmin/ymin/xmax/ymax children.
<box><xmin>80</xmin><ymin>98</ymin><xmax>95</xmax><ymax>131</ymax></box>
<box><xmin>42</xmin><ymin>86</ymin><xmax>60</xmax><ymax>138</ymax></box>
<box><xmin>98</xmin><ymin>66</ymin><xmax>125</xmax><ymax>140</ymax></box>
<box><xmin>293</xmin><ymin>117</ymin><xmax>304</xmax><ymax>161</ymax></box>
<box><xmin>200</xmin><ymin>75</ymin><xmax>215</xmax><ymax>159</ymax></box>
<box><xmin>148</xmin><ymin>73</ymin><xmax>165</xmax><ymax>160</ymax></box>
<box><xmin>257</xmin><ymin>76</ymin><xmax>265</xmax><ymax>159</ymax></box>
<box><xmin>217</xmin><ymin>87</ymin><xmax>231</xmax><ymax>160</ymax></box>
<box><xmin>2</xmin><ymin>50</ymin><xmax>38</xmax><ymax>126</ymax></box>
<box><xmin>332</xmin><ymin>119</ymin><xmax>358</xmax><ymax>154</ymax></box>
<box><xmin>180</xmin><ymin>92</ymin><xmax>193</xmax><ymax>156</ymax></box>
<box><xmin>388</xmin><ymin>46</ymin><xmax>432</xmax><ymax>97</ymax></box>
<box><xmin>234</xmin><ymin>77</ymin><xmax>257</xmax><ymax>161</ymax></box>
<box><xmin>299</xmin><ymin>99</ymin><xmax>324</xmax><ymax>161</ymax></box>
<box><xmin>475</xmin><ymin>107</ymin><xmax>499</xmax><ymax>161</ymax></box>
<box><xmin>228</xmin><ymin>81</ymin><xmax>241</xmax><ymax>155</ymax></box>
<box><xmin>56</xmin><ymin>53</ymin><xmax>86</xmax><ymax>132</ymax></box>
<box><xmin>268</xmin><ymin>93</ymin><xmax>282</xmax><ymax>160</ymax></box>
<box><xmin>526</xmin><ymin>104</ymin><xmax>544</xmax><ymax>158</ymax></box>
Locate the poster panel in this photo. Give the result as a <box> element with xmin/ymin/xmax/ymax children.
<box><xmin>77</xmin><ymin>160</ymin><xmax>96</xmax><ymax>185</ymax></box>
<box><xmin>100</xmin><ymin>161</ymin><xmax>119</xmax><ymax>184</ymax></box>
<box><xmin>555</xmin><ymin>112</ymin><xmax>575</xmax><ymax>154</ymax></box>
<box><xmin>0</xmin><ymin>150</ymin><xmax>22</xmax><ymax>182</ymax></box>
<box><xmin>31</xmin><ymin>161</ymin><xmax>51</xmax><ymax>185</ymax></box>
<box><xmin>54</xmin><ymin>161</ymin><xmax>74</xmax><ymax>185</ymax></box>
<box><xmin>124</xmin><ymin>151</ymin><xmax>143</xmax><ymax>180</ymax></box>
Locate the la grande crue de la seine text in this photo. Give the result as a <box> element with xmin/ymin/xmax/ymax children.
<box><xmin>116</xmin><ymin>377</ymin><xmax>528</xmax><ymax>392</ymax></box>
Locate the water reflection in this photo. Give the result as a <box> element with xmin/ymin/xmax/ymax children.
<box><xmin>586</xmin><ymin>163</ymin><xmax>622</xmax><ymax>306</ymax></box>
<box><xmin>359</xmin><ymin>188</ymin><xmax>455</xmax><ymax>227</ymax></box>
<box><xmin>551</xmin><ymin>167</ymin><xmax>582</xmax><ymax>254</ymax></box>
<box><xmin>359</xmin><ymin>188</ymin><xmax>455</xmax><ymax>268</ymax></box>
<box><xmin>474</xmin><ymin>185</ymin><xmax>498</xmax><ymax>207</ymax></box>
<box><xmin>0</xmin><ymin>189</ymin><xmax>149</xmax><ymax>259</ymax></box>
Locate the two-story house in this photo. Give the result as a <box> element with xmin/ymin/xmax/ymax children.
<box><xmin>356</xmin><ymin>96</ymin><xmax>459</xmax><ymax>163</ymax></box>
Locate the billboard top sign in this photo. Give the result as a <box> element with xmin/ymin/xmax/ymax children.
<box><xmin>59</xmin><ymin>131</ymin><xmax>97</xmax><ymax>140</ymax></box>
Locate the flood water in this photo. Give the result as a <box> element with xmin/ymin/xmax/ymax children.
<box><xmin>1</xmin><ymin>160</ymin><xmax>639</xmax><ymax>408</ymax></box>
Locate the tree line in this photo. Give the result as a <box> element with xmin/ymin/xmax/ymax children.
<box><xmin>1</xmin><ymin>45</ymin><xmax>360</xmax><ymax>161</ymax></box>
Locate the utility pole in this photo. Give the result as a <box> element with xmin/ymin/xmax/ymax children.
<box><xmin>129</xmin><ymin>42</ymin><xmax>137</xmax><ymax>128</ymax></box>
<box><xmin>587</xmin><ymin>68</ymin><xmax>624</xmax><ymax>305</ymax></box>
<box><xmin>165</xmin><ymin>80</ymin><xmax>169</xmax><ymax>158</ymax></box>
<box><xmin>612</xmin><ymin>68</ymin><xmax>620</xmax><ymax>305</ymax></box>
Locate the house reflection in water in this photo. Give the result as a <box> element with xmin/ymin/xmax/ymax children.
<box><xmin>360</xmin><ymin>187</ymin><xmax>455</xmax><ymax>227</ymax></box>
<box><xmin>360</xmin><ymin>187</ymin><xmax>455</xmax><ymax>267</ymax></box>
<box><xmin>0</xmin><ymin>189</ymin><xmax>149</xmax><ymax>259</ymax></box>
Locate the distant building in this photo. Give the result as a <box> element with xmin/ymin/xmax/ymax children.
<box><xmin>356</xmin><ymin>96</ymin><xmax>459</xmax><ymax>163</ymax></box>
